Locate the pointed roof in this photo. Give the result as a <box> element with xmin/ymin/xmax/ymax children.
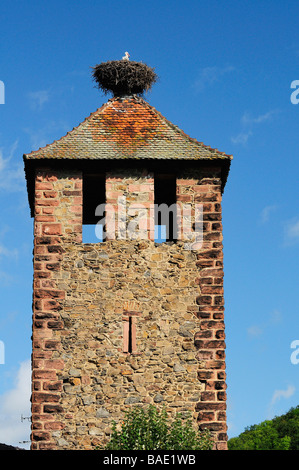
<box><xmin>23</xmin><ymin>95</ymin><xmax>232</xmax><ymax>162</ymax></box>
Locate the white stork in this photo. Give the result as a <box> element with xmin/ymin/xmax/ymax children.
<box><xmin>122</xmin><ymin>51</ymin><xmax>130</xmax><ymax>60</ymax></box>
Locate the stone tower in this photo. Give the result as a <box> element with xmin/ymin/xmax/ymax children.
<box><xmin>23</xmin><ymin>58</ymin><xmax>232</xmax><ymax>450</ymax></box>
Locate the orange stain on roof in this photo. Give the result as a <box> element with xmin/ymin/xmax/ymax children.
<box><xmin>88</xmin><ymin>99</ymin><xmax>167</xmax><ymax>154</ymax></box>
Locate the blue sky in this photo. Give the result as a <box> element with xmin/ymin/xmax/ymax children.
<box><xmin>1</xmin><ymin>0</ymin><xmax>299</xmax><ymax>448</ymax></box>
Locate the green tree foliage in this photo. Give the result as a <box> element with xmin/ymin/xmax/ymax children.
<box><xmin>101</xmin><ymin>405</ymin><xmax>214</xmax><ymax>450</ymax></box>
<box><xmin>228</xmin><ymin>421</ymin><xmax>291</xmax><ymax>450</ymax></box>
<box><xmin>228</xmin><ymin>406</ymin><xmax>299</xmax><ymax>450</ymax></box>
<box><xmin>272</xmin><ymin>406</ymin><xmax>299</xmax><ymax>450</ymax></box>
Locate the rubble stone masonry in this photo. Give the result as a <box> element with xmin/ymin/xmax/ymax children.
<box><xmin>31</xmin><ymin>165</ymin><xmax>227</xmax><ymax>450</ymax></box>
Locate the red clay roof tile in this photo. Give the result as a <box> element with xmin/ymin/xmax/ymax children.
<box><xmin>23</xmin><ymin>96</ymin><xmax>232</xmax><ymax>162</ymax></box>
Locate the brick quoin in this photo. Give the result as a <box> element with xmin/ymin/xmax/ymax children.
<box><xmin>31</xmin><ymin>168</ymin><xmax>82</xmax><ymax>450</ymax></box>
<box><xmin>176</xmin><ymin>173</ymin><xmax>228</xmax><ymax>450</ymax></box>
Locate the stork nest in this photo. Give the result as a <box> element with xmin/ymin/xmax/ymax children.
<box><xmin>91</xmin><ymin>60</ymin><xmax>158</xmax><ymax>97</ymax></box>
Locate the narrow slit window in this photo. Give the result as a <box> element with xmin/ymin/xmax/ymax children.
<box><xmin>128</xmin><ymin>316</ymin><xmax>133</xmax><ymax>353</ymax></box>
<box><xmin>154</xmin><ymin>174</ymin><xmax>177</xmax><ymax>242</ymax></box>
<box><xmin>123</xmin><ymin>315</ymin><xmax>136</xmax><ymax>354</ymax></box>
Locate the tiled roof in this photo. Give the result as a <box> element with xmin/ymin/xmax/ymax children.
<box><xmin>23</xmin><ymin>96</ymin><xmax>232</xmax><ymax>162</ymax></box>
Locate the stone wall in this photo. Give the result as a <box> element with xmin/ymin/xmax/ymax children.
<box><xmin>30</xmin><ymin>166</ymin><xmax>227</xmax><ymax>450</ymax></box>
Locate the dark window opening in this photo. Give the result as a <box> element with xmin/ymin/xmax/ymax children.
<box><xmin>128</xmin><ymin>316</ymin><xmax>133</xmax><ymax>353</ymax></box>
<box><xmin>83</xmin><ymin>173</ymin><xmax>106</xmax><ymax>243</ymax></box>
<box><xmin>123</xmin><ymin>315</ymin><xmax>136</xmax><ymax>354</ymax></box>
<box><xmin>154</xmin><ymin>174</ymin><xmax>177</xmax><ymax>242</ymax></box>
